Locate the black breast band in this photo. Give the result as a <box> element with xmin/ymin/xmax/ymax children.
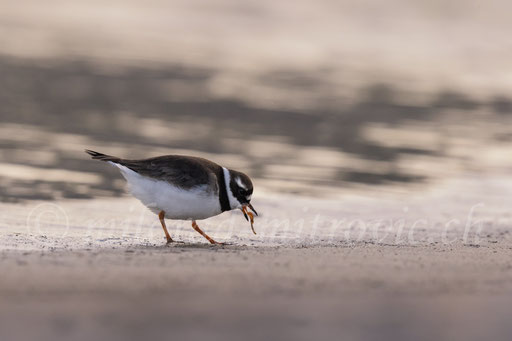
<box><xmin>217</xmin><ymin>168</ymin><xmax>231</xmax><ymax>212</ymax></box>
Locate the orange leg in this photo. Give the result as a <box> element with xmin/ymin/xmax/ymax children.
<box><xmin>191</xmin><ymin>220</ymin><xmax>221</xmax><ymax>244</ymax></box>
<box><xmin>158</xmin><ymin>211</ymin><xmax>173</xmax><ymax>243</ymax></box>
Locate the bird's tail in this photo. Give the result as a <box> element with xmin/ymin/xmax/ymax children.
<box><xmin>85</xmin><ymin>149</ymin><xmax>120</xmax><ymax>163</ymax></box>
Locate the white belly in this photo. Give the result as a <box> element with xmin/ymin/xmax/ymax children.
<box><xmin>112</xmin><ymin>163</ymin><xmax>222</xmax><ymax>220</ymax></box>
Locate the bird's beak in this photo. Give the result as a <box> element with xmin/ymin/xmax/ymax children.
<box><xmin>247</xmin><ymin>203</ymin><xmax>258</xmax><ymax>216</ymax></box>
<box><xmin>239</xmin><ymin>207</ymin><xmax>249</xmax><ymax>221</ymax></box>
<box><xmin>241</xmin><ymin>205</ymin><xmax>257</xmax><ymax>235</ymax></box>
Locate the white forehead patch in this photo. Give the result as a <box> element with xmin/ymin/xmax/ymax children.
<box><xmin>235</xmin><ymin>177</ymin><xmax>248</xmax><ymax>190</ymax></box>
<box><xmin>246</xmin><ymin>194</ymin><xmax>252</xmax><ymax>201</ymax></box>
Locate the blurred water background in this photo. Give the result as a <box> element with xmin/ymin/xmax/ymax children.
<box><xmin>1</xmin><ymin>0</ymin><xmax>512</xmax><ymax>201</ymax></box>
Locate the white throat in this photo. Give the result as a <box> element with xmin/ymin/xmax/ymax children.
<box><xmin>222</xmin><ymin>167</ymin><xmax>241</xmax><ymax>209</ymax></box>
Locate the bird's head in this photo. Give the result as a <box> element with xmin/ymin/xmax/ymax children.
<box><xmin>226</xmin><ymin>169</ymin><xmax>257</xmax><ymax>216</ymax></box>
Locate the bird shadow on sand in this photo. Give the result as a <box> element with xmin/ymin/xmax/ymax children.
<box><xmin>131</xmin><ymin>241</ymin><xmax>255</xmax><ymax>253</ymax></box>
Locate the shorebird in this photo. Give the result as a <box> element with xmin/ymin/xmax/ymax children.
<box><xmin>85</xmin><ymin>150</ymin><xmax>257</xmax><ymax>244</ymax></box>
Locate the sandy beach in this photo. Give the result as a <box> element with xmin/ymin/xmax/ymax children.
<box><xmin>2</xmin><ymin>244</ymin><xmax>512</xmax><ymax>341</ymax></box>
<box><xmin>2</xmin><ymin>176</ymin><xmax>512</xmax><ymax>340</ymax></box>
<box><xmin>1</xmin><ymin>1</ymin><xmax>512</xmax><ymax>340</ymax></box>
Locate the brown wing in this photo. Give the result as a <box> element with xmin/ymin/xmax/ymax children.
<box><xmin>86</xmin><ymin>150</ymin><xmax>220</xmax><ymax>190</ymax></box>
<box><xmin>121</xmin><ymin>155</ymin><xmax>218</xmax><ymax>189</ymax></box>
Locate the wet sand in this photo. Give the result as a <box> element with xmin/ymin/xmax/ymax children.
<box><xmin>2</xmin><ymin>1</ymin><xmax>512</xmax><ymax>202</ymax></box>
<box><xmin>2</xmin><ymin>244</ymin><xmax>512</xmax><ymax>341</ymax></box>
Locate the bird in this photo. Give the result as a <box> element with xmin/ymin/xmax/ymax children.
<box><xmin>85</xmin><ymin>150</ymin><xmax>258</xmax><ymax>245</ymax></box>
